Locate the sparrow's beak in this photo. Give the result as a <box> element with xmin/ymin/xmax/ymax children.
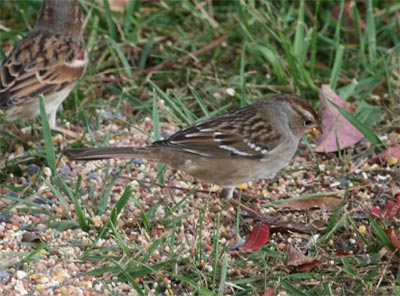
<box><xmin>308</xmin><ymin>124</ymin><xmax>322</xmax><ymax>139</ymax></box>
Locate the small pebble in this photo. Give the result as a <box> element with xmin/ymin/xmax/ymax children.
<box><xmin>0</xmin><ymin>270</ymin><xmax>10</xmax><ymax>284</ymax></box>
<box><xmin>339</xmin><ymin>178</ymin><xmax>350</xmax><ymax>187</ymax></box>
<box><xmin>15</xmin><ymin>280</ymin><xmax>28</xmax><ymax>295</ymax></box>
<box><xmin>34</xmin><ymin>198</ymin><xmax>49</xmax><ymax>205</ymax></box>
<box><xmin>43</xmin><ymin>167</ymin><xmax>52</xmax><ymax>178</ymax></box>
<box><xmin>134</xmin><ymin>159</ymin><xmax>146</xmax><ymax>166</ymax></box>
<box><xmin>16</xmin><ymin>270</ymin><xmax>27</xmax><ymax>279</ymax></box>
<box><xmin>88</xmin><ymin>172</ymin><xmax>98</xmax><ymax>180</ymax></box>
<box><xmin>7</xmin><ymin>191</ymin><xmax>18</xmax><ymax>198</ymax></box>
<box><xmin>58</xmin><ymin>165</ymin><xmax>71</xmax><ymax>177</ymax></box>
<box><xmin>359</xmin><ymin>225</ymin><xmax>367</xmax><ymax>233</ymax></box>
<box><xmin>213</xmin><ymin>92</ymin><xmax>222</xmax><ymax>100</ymax></box>
<box><xmin>226</xmin><ymin>88</ymin><xmax>235</xmax><ymax>96</ymax></box>
<box><xmin>0</xmin><ymin>211</ymin><xmax>11</xmax><ymax>223</ymax></box>
<box><xmin>27</xmin><ymin>164</ymin><xmax>40</xmax><ymax>177</ymax></box>
<box><xmin>330</xmin><ymin>181</ymin><xmax>341</xmax><ymax>188</ymax></box>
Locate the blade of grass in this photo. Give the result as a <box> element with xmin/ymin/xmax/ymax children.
<box><xmin>350</xmin><ymin>2</ymin><xmax>367</xmax><ymax>67</ymax></box>
<box><xmin>108</xmin><ymin>37</ymin><xmax>133</xmax><ymax>76</ymax></box>
<box><xmin>39</xmin><ymin>95</ymin><xmax>55</xmax><ymax>171</ymax></box>
<box><xmin>152</xmin><ymin>90</ymin><xmax>165</xmax><ymax>185</ymax></box>
<box><xmin>366</xmin><ymin>0</ymin><xmax>377</xmax><ymax>63</ymax></box>
<box><xmin>170</xmin><ymin>273</ymin><xmax>217</xmax><ymax>295</ymax></box>
<box><xmin>369</xmin><ymin>217</ymin><xmax>393</xmax><ymax>250</ymax></box>
<box><xmin>212</xmin><ymin>212</ymin><xmax>221</xmax><ymax>290</ymax></box>
<box><xmin>71</xmin><ymin>175</ymin><xmax>89</xmax><ymax>231</ymax></box>
<box><xmin>102</xmin><ymin>0</ymin><xmax>116</xmax><ymax>41</ymax></box>
<box><xmin>329</xmin><ymin>100</ymin><xmax>384</xmax><ymax>148</ymax></box>
<box><xmin>239</xmin><ymin>44</ymin><xmax>246</xmax><ymax>107</ymax></box>
<box><xmin>329</xmin><ymin>44</ymin><xmax>344</xmax><ymax>90</ymax></box>
<box><xmin>139</xmin><ymin>33</ymin><xmax>155</xmax><ymax>70</ymax></box>
<box><xmin>280</xmin><ymin>279</ymin><xmax>308</xmax><ymax>296</ymax></box>
<box><xmin>293</xmin><ymin>0</ymin><xmax>306</xmax><ymax>63</ymax></box>
<box><xmin>190</xmin><ymin>86</ymin><xmax>211</xmax><ymax>117</ymax></box>
<box><xmin>94</xmin><ymin>185</ymin><xmax>132</xmax><ymax>240</ymax></box>
<box><xmin>218</xmin><ymin>253</ymin><xmax>229</xmax><ymax>296</ymax></box>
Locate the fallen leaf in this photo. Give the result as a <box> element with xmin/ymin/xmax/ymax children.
<box><xmin>99</xmin><ymin>0</ymin><xmax>130</xmax><ymax>12</ymax></box>
<box><xmin>376</xmin><ymin>146</ymin><xmax>400</xmax><ymax>164</ymax></box>
<box><xmin>370</xmin><ymin>196</ymin><xmax>400</xmax><ymax>218</ymax></box>
<box><xmin>344</xmin><ymin>3</ymin><xmax>366</xmax><ymax>30</ymax></box>
<box><xmin>274</xmin><ymin>197</ymin><xmax>341</xmax><ymax>211</ymax></box>
<box><xmin>314</xmin><ymin>85</ymin><xmax>364</xmax><ymax>153</ymax></box>
<box><xmin>285</xmin><ymin>245</ymin><xmax>320</xmax><ymax>272</ymax></box>
<box><xmin>387</xmin><ymin>229</ymin><xmax>400</xmax><ymax>249</ymax></box>
<box><xmin>241</xmin><ymin>222</ymin><xmax>270</xmax><ymax>251</ymax></box>
<box><xmin>297</xmin><ymin>260</ymin><xmax>321</xmax><ymax>272</ymax></box>
<box><xmin>262</xmin><ymin>288</ymin><xmax>276</xmax><ymax>296</ymax></box>
<box><xmin>270</xmin><ymin>219</ymin><xmax>326</xmax><ymax>234</ymax></box>
<box><xmin>332</xmin><ymin>3</ymin><xmax>366</xmax><ymax>31</ymax></box>
<box><xmin>335</xmin><ymin>249</ymin><xmax>351</xmax><ymax>256</ymax></box>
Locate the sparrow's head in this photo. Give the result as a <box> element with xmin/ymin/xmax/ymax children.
<box><xmin>273</xmin><ymin>94</ymin><xmax>320</xmax><ymax>138</ymax></box>
<box><xmin>35</xmin><ymin>0</ymin><xmax>84</xmax><ymax>37</ymax></box>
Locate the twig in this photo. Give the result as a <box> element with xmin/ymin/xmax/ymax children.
<box><xmin>98</xmin><ymin>35</ymin><xmax>228</xmax><ymax>83</ymax></box>
<box><xmin>119</xmin><ymin>175</ymin><xmax>216</xmax><ymax>194</ymax></box>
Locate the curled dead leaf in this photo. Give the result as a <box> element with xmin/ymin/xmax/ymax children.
<box><xmin>274</xmin><ymin>197</ymin><xmax>341</xmax><ymax>211</ymax></box>
<box><xmin>241</xmin><ymin>222</ymin><xmax>270</xmax><ymax>251</ymax></box>
<box><xmin>314</xmin><ymin>85</ymin><xmax>363</xmax><ymax>153</ymax></box>
<box><xmin>286</xmin><ymin>245</ymin><xmax>320</xmax><ymax>272</ymax></box>
<box><xmin>370</xmin><ymin>196</ymin><xmax>400</xmax><ymax>218</ymax></box>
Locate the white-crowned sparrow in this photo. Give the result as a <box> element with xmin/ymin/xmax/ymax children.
<box><xmin>0</xmin><ymin>0</ymin><xmax>88</xmax><ymax>129</ymax></box>
<box><xmin>64</xmin><ymin>94</ymin><xmax>320</xmax><ymax>199</ymax></box>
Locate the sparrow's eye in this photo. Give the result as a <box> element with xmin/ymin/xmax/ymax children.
<box><xmin>304</xmin><ymin>119</ymin><xmax>315</xmax><ymax>127</ymax></box>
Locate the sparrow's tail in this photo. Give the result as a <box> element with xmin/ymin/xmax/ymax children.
<box><xmin>63</xmin><ymin>146</ymin><xmax>158</xmax><ymax>161</ymax></box>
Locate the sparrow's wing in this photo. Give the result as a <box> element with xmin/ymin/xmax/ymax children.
<box><xmin>153</xmin><ymin>103</ymin><xmax>283</xmax><ymax>159</ymax></box>
<box><xmin>0</xmin><ymin>31</ymin><xmax>87</xmax><ymax>107</ymax></box>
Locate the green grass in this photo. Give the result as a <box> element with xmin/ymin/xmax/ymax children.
<box><xmin>1</xmin><ymin>0</ymin><xmax>400</xmax><ymax>295</ymax></box>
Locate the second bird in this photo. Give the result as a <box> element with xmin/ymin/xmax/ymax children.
<box><xmin>64</xmin><ymin>94</ymin><xmax>320</xmax><ymax>199</ymax></box>
<box><xmin>0</xmin><ymin>0</ymin><xmax>87</xmax><ymax>129</ymax></box>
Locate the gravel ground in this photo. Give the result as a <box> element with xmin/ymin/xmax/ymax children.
<box><xmin>0</xmin><ymin>113</ymin><xmax>399</xmax><ymax>295</ymax></box>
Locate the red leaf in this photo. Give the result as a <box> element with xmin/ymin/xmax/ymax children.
<box><xmin>297</xmin><ymin>259</ymin><xmax>321</xmax><ymax>272</ymax></box>
<box><xmin>314</xmin><ymin>85</ymin><xmax>364</xmax><ymax>153</ymax></box>
<box><xmin>335</xmin><ymin>249</ymin><xmax>351</xmax><ymax>256</ymax></box>
<box><xmin>387</xmin><ymin>229</ymin><xmax>400</xmax><ymax>249</ymax></box>
<box><xmin>332</xmin><ymin>3</ymin><xmax>366</xmax><ymax>31</ymax></box>
<box><xmin>376</xmin><ymin>146</ymin><xmax>400</xmax><ymax>162</ymax></box>
<box><xmin>370</xmin><ymin>197</ymin><xmax>400</xmax><ymax>218</ymax></box>
<box><xmin>262</xmin><ymin>288</ymin><xmax>276</xmax><ymax>296</ymax></box>
<box><xmin>241</xmin><ymin>223</ymin><xmax>270</xmax><ymax>251</ymax></box>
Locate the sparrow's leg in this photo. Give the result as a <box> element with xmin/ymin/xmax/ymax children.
<box><xmin>221</xmin><ymin>187</ymin><xmax>234</xmax><ymax>200</ymax></box>
<box><xmin>48</xmin><ymin>111</ymin><xmax>57</xmax><ymax>130</ymax></box>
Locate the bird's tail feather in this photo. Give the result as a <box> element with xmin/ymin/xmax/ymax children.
<box><xmin>63</xmin><ymin>146</ymin><xmax>156</xmax><ymax>161</ymax></box>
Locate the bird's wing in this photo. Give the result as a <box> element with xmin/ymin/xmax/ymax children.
<box><xmin>153</xmin><ymin>102</ymin><xmax>283</xmax><ymax>159</ymax></box>
<box><xmin>0</xmin><ymin>31</ymin><xmax>87</xmax><ymax>107</ymax></box>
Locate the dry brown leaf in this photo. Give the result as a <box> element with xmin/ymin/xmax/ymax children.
<box><xmin>314</xmin><ymin>85</ymin><xmax>364</xmax><ymax>153</ymax></box>
<box><xmin>270</xmin><ymin>220</ymin><xmax>326</xmax><ymax>234</ymax></box>
<box><xmin>274</xmin><ymin>197</ymin><xmax>341</xmax><ymax>211</ymax></box>
<box><xmin>285</xmin><ymin>245</ymin><xmax>320</xmax><ymax>272</ymax></box>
